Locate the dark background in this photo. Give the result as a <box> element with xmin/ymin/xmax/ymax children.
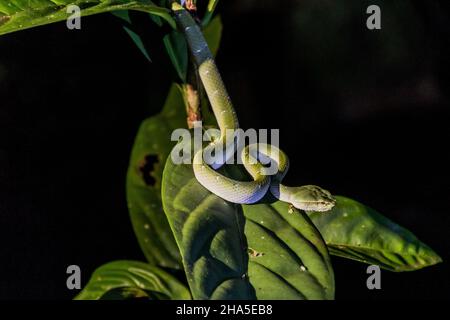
<box><xmin>0</xmin><ymin>0</ymin><xmax>449</xmax><ymax>299</ymax></box>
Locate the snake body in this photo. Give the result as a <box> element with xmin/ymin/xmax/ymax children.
<box><xmin>172</xmin><ymin>4</ymin><xmax>336</xmax><ymax>212</ymax></box>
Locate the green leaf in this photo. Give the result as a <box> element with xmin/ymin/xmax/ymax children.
<box><xmin>202</xmin><ymin>0</ymin><xmax>219</xmax><ymax>27</ymax></box>
<box><xmin>124</xmin><ymin>25</ymin><xmax>152</xmax><ymax>62</ymax></box>
<box><xmin>75</xmin><ymin>260</ymin><xmax>191</xmax><ymax>300</ymax></box>
<box><xmin>164</xmin><ymin>30</ymin><xmax>188</xmax><ymax>82</ymax></box>
<box><xmin>203</xmin><ymin>15</ymin><xmax>222</xmax><ymax>57</ymax></box>
<box><xmin>126</xmin><ymin>84</ymin><xmax>187</xmax><ymax>269</ymax></box>
<box><xmin>162</xmin><ymin>159</ymin><xmax>253</xmax><ymax>299</ymax></box>
<box><xmin>307</xmin><ymin>196</ymin><xmax>442</xmax><ymax>272</ymax></box>
<box><xmin>111</xmin><ymin>11</ymin><xmax>152</xmax><ymax>62</ymax></box>
<box><xmin>111</xmin><ymin>9</ymin><xmax>131</xmax><ymax>23</ymax></box>
<box><xmin>243</xmin><ymin>201</ymin><xmax>334</xmax><ymax>299</ymax></box>
<box><xmin>161</xmin><ymin>150</ymin><xmax>335</xmax><ymax>300</ymax></box>
<box><xmin>0</xmin><ymin>0</ymin><xmax>175</xmax><ymax>36</ymax></box>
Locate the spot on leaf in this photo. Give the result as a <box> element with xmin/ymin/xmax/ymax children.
<box><xmin>248</xmin><ymin>247</ymin><xmax>264</xmax><ymax>258</ymax></box>
<box><xmin>138</xmin><ymin>154</ymin><xmax>159</xmax><ymax>186</ymax></box>
<box><xmin>0</xmin><ymin>15</ymin><xmax>11</xmax><ymax>26</ymax></box>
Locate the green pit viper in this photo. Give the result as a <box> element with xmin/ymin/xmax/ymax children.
<box><xmin>172</xmin><ymin>3</ymin><xmax>336</xmax><ymax>212</ymax></box>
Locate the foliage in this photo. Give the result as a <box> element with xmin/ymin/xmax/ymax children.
<box><xmin>0</xmin><ymin>0</ymin><xmax>441</xmax><ymax>300</ymax></box>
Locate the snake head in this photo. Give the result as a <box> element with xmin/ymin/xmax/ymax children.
<box><xmin>290</xmin><ymin>185</ymin><xmax>336</xmax><ymax>212</ymax></box>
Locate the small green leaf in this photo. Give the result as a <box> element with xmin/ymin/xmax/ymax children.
<box><xmin>126</xmin><ymin>84</ymin><xmax>187</xmax><ymax>269</ymax></box>
<box><xmin>0</xmin><ymin>0</ymin><xmax>175</xmax><ymax>36</ymax></box>
<box><xmin>111</xmin><ymin>9</ymin><xmax>131</xmax><ymax>23</ymax></box>
<box><xmin>75</xmin><ymin>260</ymin><xmax>191</xmax><ymax>300</ymax></box>
<box><xmin>203</xmin><ymin>15</ymin><xmax>222</xmax><ymax>57</ymax></box>
<box><xmin>202</xmin><ymin>0</ymin><xmax>219</xmax><ymax>27</ymax></box>
<box><xmin>307</xmin><ymin>196</ymin><xmax>442</xmax><ymax>271</ymax></box>
<box><xmin>161</xmin><ymin>149</ymin><xmax>334</xmax><ymax>300</ymax></box>
<box><xmin>112</xmin><ymin>11</ymin><xmax>156</xmax><ymax>63</ymax></box>
<box><xmin>164</xmin><ymin>30</ymin><xmax>188</xmax><ymax>82</ymax></box>
<box><xmin>148</xmin><ymin>11</ymin><xmax>163</xmax><ymax>27</ymax></box>
<box><xmin>123</xmin><ymin>25</ymin><xmax>152</xmax><ymax>61</ymax></box>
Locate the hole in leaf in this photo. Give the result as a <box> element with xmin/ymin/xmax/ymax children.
<box><xmin>139</xmin><ymin>154</ymin><xmax>159</xmax><ymax>186</ymax></box>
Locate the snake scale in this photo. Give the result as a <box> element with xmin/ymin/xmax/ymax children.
<box><xmin>172</xmin><ymin>3</ymin><xmax>336</xmax><ymax>212</ymax></box>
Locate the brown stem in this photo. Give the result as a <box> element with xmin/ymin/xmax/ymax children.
<box><xmin>174</xmin><ymin>0</ymin><xmax>203</xmax><ymax>128</ymax></box>
<box><xmin>184</xmin><ymin>83</ymin><xmax>202</xmax><ymax>128</ymax></box>
<box><xmin>184</xmin><ymin>56</ymin><xmax>206</xmax><ymax>128</ymax></box>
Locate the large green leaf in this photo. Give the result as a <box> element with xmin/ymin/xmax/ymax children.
<box><xmin>307</xmin><ymin>196</ymin><xmax>442</xmax><ymax>271</ymax></box>
<box><xmin>162</xmin><ymin>159</ymin><xmax>254</xmax><ymax>299</ymax></box>
<box><xmin>243</xmin><ymin>201</ymin><xmax>334</xmax><ymax>299</ymax></box>
<box><xmin>75</xmin><ymin>260</ymin><xmax>191</xmax><ymax>300</ymax></box>
<box><xmin>0</xmin><ymin>0</ymin><xmax>175</xmax><ymax>36</ymax></box>
<box><xmin>126</xmin><ymin>84</ymin><xmax>186</xmax><ymax>269</ymax></box>
<box><xmin>161</xmin><ymin>150</ymin><xmax>334</xmax><ymax>300</ymax></box>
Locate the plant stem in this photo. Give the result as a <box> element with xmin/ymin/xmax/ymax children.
<box><xmin>183</xmin><ymin>81</ymin><xmax>202</xmax><ymax>129</ymax></box>
<box><xmin>172</xmin><ymin>0</ymin><xmax>204</xmax><ymax>128</ymax></box>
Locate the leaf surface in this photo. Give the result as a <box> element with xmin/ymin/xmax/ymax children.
<box><xmin>307</xmin><ymin>196</ymin><xmax>442</xmax><ymax>271</ymax></box>
<box><xmin>162</xmin><ymin>153</ymin><xmax>335</xmax><ymax>299</ymax></box>
<box><xmin>0</xmin><ymin>0</ymin><xmax>175</xmax><ymax>36</ymax></box>
<box><xmin>75</xmin><ymin>260</ymin><xmax>191</xmax><ymax>300</ymax></box>
<box><xmin>126</xmin><ymin>84</ymin><xmax>186</xmax><ymax>269</ymax></box>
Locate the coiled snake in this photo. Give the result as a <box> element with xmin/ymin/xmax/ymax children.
<box><xmin>172</xmin><ymin>3</ymin><xmax>335</xmax><ymax>212</ymax></box>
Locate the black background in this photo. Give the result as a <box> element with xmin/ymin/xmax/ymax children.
<box><xmin>0</xmin><ymin>0</ymin><xmax>449</xmax><ymax>299</ymax></box>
